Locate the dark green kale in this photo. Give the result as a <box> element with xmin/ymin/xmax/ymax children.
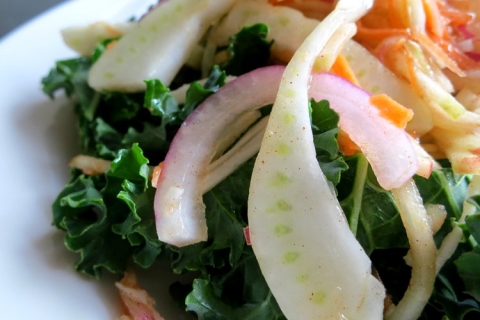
<box><xmin>221</xmin><ymin>23</ymin><xmax>273</xmax><ymax>76</ymax></box>
<box><xmin>310</xmin><ymin>99</ymin><xmax>348</xmax><ymax>187</ymax></box>
<box><xmin>52</xmin><ymin>144</ymin><xmax>162</xmax><ymax>277</ymax></box>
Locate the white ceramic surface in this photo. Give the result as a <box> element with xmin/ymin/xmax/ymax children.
<box><xmin>0</xmin><ymin>1</ymin><xmax>192</xmax><ymax>318</ymax></box>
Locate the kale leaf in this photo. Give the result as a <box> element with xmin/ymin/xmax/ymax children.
<box><xmin>52</xmin><ymin>144</ymin><xmax>163</xmax><ymax>277</ymax></box>
<box><xmin>222</xmin><ymin>23</ymin><xmax>273</xmax><ymax>76</ymax></box>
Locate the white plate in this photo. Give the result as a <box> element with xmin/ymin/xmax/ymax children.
<box><xmin>0</xmin><ymin>1</ymin><xmax>191</xmax><ymax>319</ymax></box>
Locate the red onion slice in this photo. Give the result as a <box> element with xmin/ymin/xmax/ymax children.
<box><xmin>154</xmin><ymin>66</ymin><xmax>418</xmax><ymax>247</ymax></box>
<box><xmin>309</xmin><ymin>73</ymin><xmax>418</xmax><ymax>190</ymax></box>
<box><xmin>154</xmin><ymin>66</ymin><xmax>285</xmax><ymax>247</ymax></box>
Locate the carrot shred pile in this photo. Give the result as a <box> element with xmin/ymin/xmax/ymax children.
<box><xmin>355</xmin><ymin>0</ymin><xmax>479</xmax><ymax>74</ymax></box>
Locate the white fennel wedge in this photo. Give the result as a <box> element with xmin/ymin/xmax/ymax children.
<box><xmin>247</xmin><ymin>0</ymin><xmax>386</xmax><ymax>319</ymax></box>
<box><xmin>88</xmin><ymin>0</ymin><xmax>235</xmax><ymax>92</ymax></box>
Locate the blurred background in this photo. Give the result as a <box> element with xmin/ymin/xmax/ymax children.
<box><xmin>0</xmin><ymin>0</ymin><xmax>66</xmax><ymax>38</ymax></box>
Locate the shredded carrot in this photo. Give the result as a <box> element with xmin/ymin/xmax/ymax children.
<box><xmin>151</xmin><ymin>162</ymin><xmax>163</xmax><ymax>187</ymax></box>
<box><xmin>355</xmin><ymin>21</ymin><xmax>410</xmax><ymax>49</ymax></box>
<box><xmin>377</xmin><ymin>40</ymin><xmax>424</xmax><ymax>104</ymax></box>
<box><xmin>369</xmin><ymin>93</ymin><xmax>414</xmax><ymax>129</ymax></box>
<box><xmin>106</xmin><ymin>40</ymin><xmax>118</xmax><ymax>50</ymax></box>
<box><xmin>423</xmin><ymin>0</ymin><xmax>478</xmax><ymax>72</ymax></box>
<box><xmin>387</xmin><ymin>0</ymin><xmax>408</xmax><ymax>29</ymax></box>
<box><xmin>470</xmin><ymin>148</ymin><xmax>480</xmax><ymax>156</ymax></box>
<box><xmin>405</xmin><ymin>52</ymin><xmax>425</xmax><ymax>99</ymax></box>
<box><xmin>104</xmin><ymin>24</ymin><xmax>123</xmax><ymax>38</ymax></box>
<box><xmin>355</xmin><ymin>0</ymin><xmax>479</xmax><ymax>76</ymax></box>
<box><xmin>413</xmin><ymin>32</ymin><xmax>466</xmax><ymax>76</ymax></box>
<box><xmin>330</xmin><ymin>54</ymin><xmax>360</xmax><ymax>86</ymax></box>
<box><xmin>359</xmin><ymin>4</ymin><xmax>391</xmax><ymax>30</ymax></box>
<box><xmin>436</xmin><ymin>0</ymin><xmax>474</xmax><ymax>27</ymax></box>
<box><xmin>422</xmin><ymin>0</ymin><xmax>444</xmax><ymax>38</ymax></box>
<box><xmin>436</xmin><ymin>37</ymin><xmax>479</xmax><ymax>70</ymax></box>
<box><xmin>337</xmin><ymin>129</ymin><xmax>360</xmax><ymax>156</ymax></box>
<box><xmin>440</xmin><ymin>8</ymin><xmax>473</xmax><ymax>27</ymax></box>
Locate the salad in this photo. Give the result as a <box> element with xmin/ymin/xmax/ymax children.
<box><xmin>42</xmin><ymin>0</ymin><xmax>480</xmax><ymax>319</ymax></box>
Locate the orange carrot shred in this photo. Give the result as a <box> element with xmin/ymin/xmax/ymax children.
<box><xmin>338</xmin><ymin>129</ymin><xmax>360</xmax><ymax>156</ymax></box>
<box><xmin>104</xmin><ymin>24</ymin><xmax>123</xmax><ymax>38</ymax></box>
<box><xmin>436</xmin><ymin>0</ymin><xmax>474</xmax><ymax>26</ymax></box>
<box><xmin>422</xmin><ymin>0</ymin><xmax>444</xmax><ymax>38</ymax></box>
<box><xmin>436</xmin><ymin>37</ymin><xmax>479</xmax><ymax>70</ymax></box>
<box><xmin>405</xmin><ymin>52</ymin><xmax>425</xmax><ymax>97</ymax></box>
<box><xmin>369</xmin><ymin>94</ymin><xmax>414</xmax><ymax>129</ymax></box>
<box><xmin>387</xmin><ymin>0</ymin><xmax>407</xmax><ymax>29</ymax></box>
<box><xmin>330</xmin><ymin>54</ymin><xmax>360</xmax><ymax>86</ymax></box>
<box><xmin>440</xmin><ymin>8</ymin><xmax>474</xmax><ymax>26</ymax></box>
<box><xmin>413</xmin><ymin>32</ymin><xmax>466</xmax><ymax>76</ymax></box>
<box><xmin>355</xmin><ymin>22</ymin><xmax>410</xmax><ymax>49</ymax></box>
<box><xmin>470</xmin><ymin>148</ymin><xmax>480</xmax><ymax>156</ymax></box>
<box><xmin>106</xmin><ymin>41</ymin><xmax>118</xmax><ymax>50</ymax></box>
<box><xmin>356</xmin><ymin>0</ymin><xmax>479</xmax><ymax>75</ymax></box>
<box><xmin>151</xmin><ymin>162</ymin><xmax>163</xmax><ymax>187</ymax></box>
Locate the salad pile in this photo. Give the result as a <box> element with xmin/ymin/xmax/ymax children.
<box><xmin>42</xmin><ymin>0</ymin><xmax>480</xmax><ymax>319</ymax></box>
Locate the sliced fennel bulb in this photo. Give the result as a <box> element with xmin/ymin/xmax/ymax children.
<box><xmin>88</xmin><ymin>0</ymin><xmax>235</xmax><ymax>92</ymax></box>
<box><xmin>247</xmin><ymin>0</ymin><xmax>385</xmax><ymax>318</ymax></box>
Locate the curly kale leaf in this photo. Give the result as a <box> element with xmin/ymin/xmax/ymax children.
<box><xmin>222</xmin><ymin>23</ymin><xmax>273</xmax><ymax>76</ymax></box>
<box><xmin>52</xmin><ymin>144</ymin><xmax>164</xmax><ymax>277</ymax></box>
